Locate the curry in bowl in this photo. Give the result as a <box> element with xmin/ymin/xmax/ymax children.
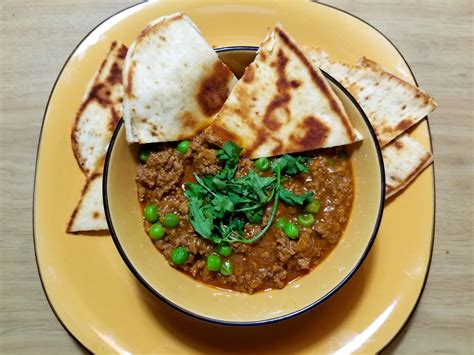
<box><xmin>137</xmin><ymin>136</ymin><xmax>353</xmax><ymax>294</ymax></box>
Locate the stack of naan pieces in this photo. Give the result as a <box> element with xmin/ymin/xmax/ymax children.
<box><xmin>67</xmin><ymin>41</ymin><xmax>127</xmax><ymax>232</ymax></box>
<box><xmin>67</xmin><ymin>13</ymin><xmax>238</xmax><ymax>233</ymax></box>
<box><xmin>304</xmin><ymin>48</ymin><xmax>437</xmax><ymax>198</ymax></box>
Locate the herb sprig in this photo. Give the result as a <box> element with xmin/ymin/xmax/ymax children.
<box><xmin>184</xmin><ymin>142</ymin><xmax>313</xmax><ymax>244</ymax></box>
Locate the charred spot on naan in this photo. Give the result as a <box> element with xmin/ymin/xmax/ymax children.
<box><xmin>263</xmin><ymin>97</ymin><xmax>290</xmax><ymax>131</ymax></box>
<box><xmin>84</xmin><ymin>83</ymin><xmax>113</xmax><ymax>108</ymax></box>
<box><xmin>289</xmin><ymin>116</ymin><xmax>329</xmax><ymax>151</ymax></box>
<box><xmin>118</xmin><ymin>44</ymin><xmax>128</xmax><ymax>59</ymax></box>
<box><xmin>395</xmin><ymin>119</ymin><xmax>413</xmax><ymax>132</ymax></box>
<box><xmin>242</xmin><ymin>65</ymin><xmax>255</xmax><ymax>83</ymax></box>
<box><xmin>149</xmin><ymin>123</ymin><xmax>161</xmax><ymax>139</ymax></box>
<box><xmin>393</xmin><ymin>140</ymin><xmax>404</xmax><ymax>150</ymax></box>
<box><xmin>107</xmin><ymin>62</ymin><xmax>123</xmax><ymax>85</ymax></box>
<box><xmin>243</xmin><ymin>129</ymin><xmax>269</xmax><ymax>158</ymax></box>
<box><xmin>206</xmin><ymin>124</ymin><xmax>242</xmax><ymax>147</ymax></box>
<box><xmin>125</xmin><ymin>60</ymin><xmax>136</xmax><ymax>98</ymax></box>
<box><xmin>109</xmin><ymin>108</ymin><xmax>121</xmax><ymax>131</ymax></box>
<box><xmin>262</xmin><ymin>49</ymin><xmax>292</xmax><ymax>131</ymax></box>
<box><xmin>197</xmin><ymin>61</ymin><xmax>233</xmax><ymax>116</ymax></box>
<box><xmin>175</xmin><ymin>111</ymin><xmax>212</xmax><ymax>140</ymax></box>
<box><xmin>181</xmin><ymin>111</ymin><xmax>198</xmax><ymax>129</ymax></box>
<box><xmin>290</xmin><ymin>80</ymin><xmax>301</xmax><ymax>88</ymax></box>
<box><xmin>244</xmin><ymin>132</ymin><xmax>285</xmax><ymax>158</ymax></box>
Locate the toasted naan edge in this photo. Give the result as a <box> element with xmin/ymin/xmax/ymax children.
<box><xmin>123</xmin><ymin>13</ymin><xmax>237</xmax><ymax>144</ymax></box>
<box><xmin>303</xmin><ymin>48</ymin><xmax>352</xmax><ymax>83</ymax></box>
<box><xmin>305</xmin><ymin>48</ymin><xmax>437</xmax><ymax>146</ymax></box>
<box><xmin>71</xmin><ymin>41</ymin><xmax>127</xmax><ymax>176</ymax></box>
<box><xmin>67</xmin><ymin>170</ymin><xmax>108</xmax><ymax>233</ymax></box>
<box><xmin>382</xmin><ymin>134</ymin><xmax>433</xmax><ymax>199</ymax></box>
<box><xmin>206</xmin><ymin>25</ymin><xmax>360</xmax><ymax>159</ymax></box>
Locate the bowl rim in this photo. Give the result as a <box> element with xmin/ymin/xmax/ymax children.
<box><xmin>103</xmin><ymin>45</ymin><xmax>385</xmax><ymax>326</ymax></box>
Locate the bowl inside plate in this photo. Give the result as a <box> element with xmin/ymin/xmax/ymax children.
<box><xmin>104</xmin><ymin>46</ymin><xmax>385</xmax><ymax>325</ymax></box>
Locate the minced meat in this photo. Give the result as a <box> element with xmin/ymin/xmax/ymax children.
<box><xmin>136</xmin><ymin>134</ymin><xmax>354</xmax><ymax>294</ymax></box>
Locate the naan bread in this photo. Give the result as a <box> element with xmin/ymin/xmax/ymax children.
<box><xmin>305</xmin><ymin>48</ymin><xmax>437</xmax><ymax>146</ymax></box>
<box><xmin>305</xmin><ymin>48</ymin><xmax>436</xmax><ymax>198</ymax></box>
<box><xmin>67</xmin><ymin>171</ymin><xmax>107</xmax><ymax>232</ymax></box>
<box><xmin>72</xmin><ymin>41</ymin><xmax>127</xmax><ymax>176</ymax></box>
<box><xmin>123</xmin><ymin>13</ymin><xmax>237</xmax><ymax>143</ymax></box>
<box><xmin>206</xmin><ymin>25</ymin><xmax>360</xmax><ymax>159</ymax></box>
<box><xmin>382</xmin><ymin>134</ymin><xmax>433</xmax><ymax>199</ymax></box>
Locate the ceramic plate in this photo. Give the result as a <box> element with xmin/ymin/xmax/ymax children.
<box><xmin>34</xmin><ymin>1</ymin><xmax>434</xmax><ymax>353</ymax></box>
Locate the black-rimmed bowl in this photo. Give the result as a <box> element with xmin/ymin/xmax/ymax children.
<box><xmin>104</xmin><ymin>46</ymin><xmax>384</xmax><ymax>325</ymax></box>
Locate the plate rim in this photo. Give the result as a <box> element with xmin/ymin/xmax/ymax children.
<box><xmin>102</xmin><ymin>47</ymin><xmax>386</xmax><ymax>325</ymax></box>
<box><xmin>32</xmin><ymin>1</ymin><xmax>435</xmax><ymax>352</ymax></box>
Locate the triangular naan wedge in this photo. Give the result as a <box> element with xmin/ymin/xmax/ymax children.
<box><xmin>305</xmin><ymin>48</ymin><xmax>437</xmax><ymax>146</ymax></box>
<box><xmin>206</xmin><ymin>25</ymin><xmax>360</xmax><ymax>159</ymax></box>
<box><xmin>72</xmin><ymin>41</ymin><xmax>127</xmax><ymax>176</ymax></box>
<box><xmin>382</xmin><ymin>134</ymin><xmax>433</xmax><ymax>199</ymax></box>
<box><xmin>67</xmin><ymin>171</ymin><xmax>107</xmax><ymax>232</ymax></box>
<box><xmin>123</xmin><ymin>13</ymin><xmax>237</xmax><ymax>143</ymax></box>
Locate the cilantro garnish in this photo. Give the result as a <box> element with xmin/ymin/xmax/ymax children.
<box><xmin>184</xmin><ymin>142</ymin><xmax>313</xmax><ymax>244</ymax></box>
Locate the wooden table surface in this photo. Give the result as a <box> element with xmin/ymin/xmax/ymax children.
<box><xmin>1</xmin><ymin>0</ymin><xmax>472</xmax><ymax>353</ymax></box>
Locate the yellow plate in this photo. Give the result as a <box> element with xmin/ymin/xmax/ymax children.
<box><xmin>34</xmin><ymin>1</ymin><xmax>434</xmax><ymax>353</ymax></box>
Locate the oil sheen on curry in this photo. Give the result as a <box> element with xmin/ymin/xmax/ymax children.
<box><xmin>136</xmin><ymin>134</ymin><xmax>354</xmax><ymax>294</ymax></box>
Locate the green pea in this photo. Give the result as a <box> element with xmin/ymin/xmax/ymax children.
<box><xmin>171</xmin><ymin>247</ymin><xmax>189</xmax><ymax>265</ymax></box>
<box><xmin>176</xmin><ymin>140</ymin><xmax>191</xmax><ymax>154</ymax></box>
<box><xmin>207</xmin><ymin>254</ymin><xmax>221</xmax><ymax>272</ymax></box>
<box><xmin>305</xmin><ymin>199</ymin><xmax>321</xmax><ymax>214</ymax></box>
<box><xmin>327</xmin><ymin>157</ymin><xmax>337</xmax><ymax>166</ymax></box>
<box><xmin>162</xmin><ymin>213</ymin><xmax>179</xmax><ymax>228</ymax></box>
<box><xmin>297</xmin><ymin>213</ymin><xmax>315</xmax><ymax>227</ymax></box>
<box><xmin>275</xmin><ymin>217</ymin><xmax>289</xmax><ymax>230</ymax></box>
<box><xmin>255</xmin><ymin>157</ymin><xmax>270</xmax><ymax>172</ymax></box>
<box><xmin>148</xmin><ymin>223</ymin><xmax>165</xmax><ymax>240</ymax></box>
<box><xmin>283</xmin><ymin>222</ymin><xmax>300</xmax><ymax>239</ymax></box>
<box><xmin>139</xmin><ymin>150</ymin><xmax>150</xmax><ymax>163</ymax></box>
<box><xmin>217</xmin><ymin>244</ymin><xmax>232</xmax><ymax>257</ymax></box>
<box><xmin>144</xmin><ymin>204</ymin><xmax>159</xmax><ymax>223</ymax></box>
<box><xmin>220</xmin><ymin>259</ymin><xmax>233</xmax><ymax>276</ymax></box>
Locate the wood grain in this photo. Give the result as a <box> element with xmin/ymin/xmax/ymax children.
<box><xmin>0</xmin><ymin>0</ymin><xmax>472</xmax><ymax>353</ymax></box>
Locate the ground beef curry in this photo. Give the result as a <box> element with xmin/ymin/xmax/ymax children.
<box><xmin>136</xmin><ymin>134</ymin><xmax>354</xmax><ymax>294</ymax></box>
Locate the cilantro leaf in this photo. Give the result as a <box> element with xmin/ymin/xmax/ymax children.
<box><xmin>186</xmin><ymin>196</ymin><xmax>213</xmax><ymax>239</ymax></box>
<box><xmin>245</xmin><ymin>208</ymin><xmax>263</xmax><ymax>224</ymax></box>
<box><xmin>184</xmin><ymin>142</ymin><xmax>312</xmax><ymax>244</ymax></box>
<box><xmin>272</xmin><ymin>154</ymin><xmax>312</xmax><ymax>175</ymax></box>
<box><xmin>217</xmin><ymin>141</ymin><xmax>242</xmax><ymax>163</ymax></box>
<box><xmin>211</xmin><ymin>194</ymin><xmax>235</xmax><ymax>216</ymax></box>
<box><xmin>216</xmin><ymin>141</ymin><xmax>242</xmax><ymax>179</ymax></box>
<box><xmin>279</xmin><ymin>188</ymin><xmax>314</xmax><ymax>206</ymax></box>
<box><xmin>184</xmin><ymin>182</ymin><xmax>207</xmax><ymax>199</ymax></box>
